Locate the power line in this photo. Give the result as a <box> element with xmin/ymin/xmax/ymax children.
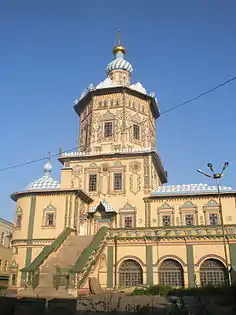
<box><xmin>1</xmin><ymin>75</ymin><xmax>235</xmax><ymax>173</ymax></box>
<box><xmin>160</xmin><ymin>76</ymin><xmax>236</xmax><ymax>116</ymax></box>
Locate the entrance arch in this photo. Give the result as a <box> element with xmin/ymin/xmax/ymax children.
<box><xmin>119</xmin><ymin>259</ymin><xmax>143</xmax><ymax>287</ymax></box>
<box><xmin>159</xmin><ymin>259</ymin><xmax>184</xmax><ymax>287</ymax></box>
<box><xmin>200</xmin><ymin>258</ymin><xmax>227</xmax><ymax>286</ymax></box>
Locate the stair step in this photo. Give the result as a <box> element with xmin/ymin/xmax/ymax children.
<box><xmin>36</xmin><ymin>235</ymin><xmax>94</xmax><ymax>290</ymax></box>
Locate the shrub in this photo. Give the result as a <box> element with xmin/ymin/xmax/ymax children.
<box><xmin>132</xmin><ymin>285</ymin><xmax>172</xmax><ymax>296</ymax></box>
<box><xmin>131</xmin><ymin>288</ymin><xmax>148</xmax><ymax>295</ymax></box>
<box><xmin>167</xmin><ymin>285</ymin><xmax>234</xmax><ymax>297</ymax></box>
<box><xmin>146</xmin><ymin>285</ymin><xmax>172</xmax><ymax>296</ymax></box>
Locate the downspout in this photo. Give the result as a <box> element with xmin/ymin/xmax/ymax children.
<box><xmin>114</xmin><ymin>236</ymin><xmax>118</xmax><ymax>288</ymax></box>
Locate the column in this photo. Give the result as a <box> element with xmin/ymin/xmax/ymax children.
<box><xmin>107</xmin><ymin>246</ymin><xmax>114</xmax><ymax>288</ymax></box>
<box><xmin>146</xmin><ymin>245</ymin><xmax>153</xmax><ymax>285</ymax></box>
<box><xmin>186</xmin><ymin>244</ymin><xmax>195</xmax><ymax>287</ymax></box>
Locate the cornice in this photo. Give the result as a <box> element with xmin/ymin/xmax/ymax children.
<box><xmin>74</xmin><ymin>86</ymin><xmax>159</xmax><ymax>119</ymax></box>
<box><xmin>11</xmin><ymin>188</ymin><xmax>93</xmax><ymax>204</ymax></box>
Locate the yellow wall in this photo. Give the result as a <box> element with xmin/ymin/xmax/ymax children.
<box><xmin>150</xmin><ymin>195</ymin><xmax>236</xmax><ymax>226</ymax></box>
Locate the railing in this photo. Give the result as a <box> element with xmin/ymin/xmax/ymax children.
<box><xmin>20</xmin><ymin>227</ymin><xmax>75</xmax><ymax>289</ymax></box>
<box><xmin>58</xmin><ymin>147</ymin><xmax>157</xmax><ymax>159</ymax></box>
<box><xmin>69</xmin><ymin>226</ymin><xmax>108</xmax><ymax>288</ymax></box>
<box><xmin>21</xmin><ymin>227</ymin><xmax>74</xmax><ymax>273</ymax></box>
<box><xmin>108</xmin><ymin>224</ymin><xmax>236</xmax><ymax>239</ymax></box>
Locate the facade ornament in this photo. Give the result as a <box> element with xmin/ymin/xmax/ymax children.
<box><xmin>129</xmin><ymin>161</ymin><xmax>141</xmax><ymax>173</ymax></box>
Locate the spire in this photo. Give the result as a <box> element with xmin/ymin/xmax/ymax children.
<box><xmin>44</xmin><ymin>152</ymin><xmax>52</xmax><ymax>175</ymax></box>
<box><xmin>117</xmin><ymin>30</ymin><xmax>121</xmax><ymax>45</ymax></box>
<box><xmin>112</xmin><ymin>30</ymin><xmax>126</xmax><ymax>58</ymax></box>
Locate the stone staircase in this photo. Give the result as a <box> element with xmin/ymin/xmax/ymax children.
<box><xmin>19</xmin><ymin>234</ymin><xmax>94</xmax><ymax>298</ymax></box>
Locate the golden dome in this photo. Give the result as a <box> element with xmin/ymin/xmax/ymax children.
<box><xmin>112</xmin><ymin>31</ymin><xmax>126</xmax><ymax>56</ymax></box>
<box><xmin>112</xmin><ymin>44</ymin><xmax>126</xmax><ymax>56</ymax></box>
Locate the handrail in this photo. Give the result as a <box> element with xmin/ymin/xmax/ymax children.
<box><xmin>21</xmin><ymin>227</ymin><xmax>74</xmax><ymax>272</ymax></box>
<box><xmin>70</xmin><ymin>226</ymin><xmax>108</xmax><ymax>273</ymax></box>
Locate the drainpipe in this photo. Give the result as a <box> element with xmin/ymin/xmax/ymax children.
<box><xmin>114</xmin><ymin>236</ymin><xmax>118</xmax><ymax>289</ymax></box>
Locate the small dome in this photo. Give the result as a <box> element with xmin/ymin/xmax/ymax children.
<box><xmin>106</xmin><ymin>32</ymin><xmax>133</xmax><ymax>74</ymax></box>
<box><xmin>44</xmin><ymin>161</ymin><xmax>52</xmax><ymax>173</ymax></box>
<box><xmin>25</xmin><ymin>160</ymin><xmax>59</xmax><ymax>191</ymax></box>
<box><xmin>106</xmin><ymin>58</ymin><xmax>133</xmax><ymax>74</ymax></box>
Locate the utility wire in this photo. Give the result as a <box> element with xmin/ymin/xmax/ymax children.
<box><xmin>160</xmin><ymin>76</ymin><xmax>236</xmax><ymax>116</ymax></box>
<box><xmin>1</xmin><ymin>76</ymin><xmax>235</xmax><ymax>173</ymax></box>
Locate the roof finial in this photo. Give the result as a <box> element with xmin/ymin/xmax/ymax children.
<box><xmin>112</xmin><ymin>30</ymin><xmax>126</xmax><ymax>57</ymax></box>
<box><xmin>44</xmin><ymin>152</ymin><xmax>52</xmax><ymax>175</ymax></box>
<box><xmin>117</xmin><ymin>30</ymin><xmax>121</xmax><ymax>45</ymax></box>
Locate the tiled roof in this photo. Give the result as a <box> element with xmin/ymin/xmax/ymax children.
<box><xmin>152</xmin><ymin>183</ymin><xmax>234</xmax><ymax>195</ymax></box>
<box><xmin>89</xmin><ymin>200</ymin><xmax>116</xmax><ymax>213</ymax></box>
<box><xmin>25</xmin><ymin>160</ymin><xmax>59</xmax><ymax>191</ymax></box>
<box><xmin>130</xmin><ymin>82</ymin><xmax>147</xmax><ymax>94</ymax></box>
<box><xmin>106</xmin><ymin>55</ymin><xmax>133</xmax><ymax>74</ymax></box>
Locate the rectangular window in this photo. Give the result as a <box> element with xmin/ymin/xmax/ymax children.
<box><xmin>124</xmin><ymin>217</ymin><xmax>132</xmax><ymax>228</ymax></box>
<box><xmin>185</xmin><ymin>214</ymin><xmax>194</xmax><ymax>225</ymax></box>
<box><xmin>104</xmin><ymin>121</ymin><xmax>113</xmax><ymax>137</ymax></box>
<box><xmin>11</xmin><ymin>273</ymin><xmax>17</xmax><ymax>286</ymax></box>
<box><xmin>209</xmin><ymin>213</ymin><xmax>218</xmax><ymax>225</ymax></box>
<box><xmin>0</xmin><ymin>260</ymin><xmax>2</xmax><ymax>270</ymax></box>
<box><xmin>89</xmin><ymin>174</ymin><xmax>97</xmax><ymax>192</ymax></box>
<box><xmin>46</xmin><ymin>213</ymin><xmax>55</xmax><ymax>226</ymax></box>
<box><xmin>162</xmin><ymin>215</ymin><xmax>171</xmax><ymax>226</ymax></box>
<box><xmin>133</xmin><ymin>124</ymin><xmax>140</xmax><ymax>140</ymax></box>
<box><xmin>4</xmin><ymin>261</ymin><xmax>8</xmax><ymax>272</ymax></box>
<box><xmin>16</xmin><ymin>215</ymin><xmax>22</xmax><ymax>228</ymax></box>
<box><xmin>114</xmin><ymin>173</ymin><xmax>122</xmax><ymax>190</ymax></box>
<box><xmin>0</xmin><ymin>232</ymin><xmax>4</xmax><ymax>245</ymax></box>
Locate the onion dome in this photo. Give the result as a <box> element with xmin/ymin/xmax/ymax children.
<box><xmin>26</xmin><ymin>159</ymin><xmax>59</xmax><ymax>190</ymax></box>
<box><xmin>106</xmin><ymin>31</ymin><xmax>133</xmax><ymax>74</ymax></box>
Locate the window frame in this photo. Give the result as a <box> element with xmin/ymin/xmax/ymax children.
<box><xmin>16</xmin><ymin>214</ymin><xmax>22</xmax><ymax>229</ymax></box>
<box><xmin>133</xmin><ymin>124</ymin><xmax>141</xmax><ymax>140</ymax></box>
<box><xmin>162</xmin><ymin>215</ymin><xmax>171</xmax><ymax>227</ymax></box>
<box><xmin>42</xmin><ymin>204</ymin><xmax>56</xmax><ymax>228</ymax></box>
<box><xmin>104</xmin><ymin>121</ymin><xmax>113</xmax><ymax>138</ymax></box>
<box><xmin>89</xmin><ymin>173</ymin><xmax>97</xmax><ymax>192</ymax></box>
<box><xmin>209</xmin><ymin>213</ymin><xmax>218</xmax><ymax>225</ymax></box>
<box><xmin>124</xmin><ymin>216</ymin><xmax>133</xmax><ymax>228</ymax></box>
<box><xmin>113</xmin><ymin>173</ymin><xmax>122</xmax><ymax>191</ymax></box>
<box><xmin>3</xmin><ymin>261</ymin><xmax>8</xmax><ymax>272</ymax></box>
<box><xmin>185</xmin><ymin>214</ymin><xmax>194</xmax><ymax>226</ymax></box>
<box><xmin>45</xmin><ymin>213</ymin><xmax>55</xmax><ymax>227</ymax></box>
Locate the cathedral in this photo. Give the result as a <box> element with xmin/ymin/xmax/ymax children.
<box><xmin>8</xmin><ymin>35</ymin><xmax>236</xmax><ymax>297</ymax></box>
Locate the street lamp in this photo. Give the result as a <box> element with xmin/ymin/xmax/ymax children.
<box><xmin>197</xmin><ymin>162</ymin><xmax>230</xmax><ymax>285</ymax></box>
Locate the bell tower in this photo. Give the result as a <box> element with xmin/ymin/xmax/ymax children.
<box><xmin>74</xmin><ymin>33</ymin><xmax>159</xmax><ymax>155</ymax></box>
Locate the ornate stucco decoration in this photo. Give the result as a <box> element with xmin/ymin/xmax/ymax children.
<box><xmin>129</xmin><ymin>161</ymin><xmax>141</xmax><ymax>195</ymax></box>
<box><xmin>71</xmin><ymin>165</ymin><xmax>83</xmax><ymax>188</ymax></box>
<box><xmin>129</xmin><ymin>161</ymin><xmax>141</xmax><ymax>173</ymax></box>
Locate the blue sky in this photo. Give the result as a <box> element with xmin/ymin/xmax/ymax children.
<box><xmin>0</xmin><ymin>0</ymin><xmax>236</xmax><ymax>221</ymax></box>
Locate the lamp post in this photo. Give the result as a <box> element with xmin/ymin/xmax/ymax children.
<box><xmin>197</xmin><ymin>162</ymin><xmax>230</xmax><ymax>285</ymax></box>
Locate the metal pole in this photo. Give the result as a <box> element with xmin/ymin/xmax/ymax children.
<box><xmin>216</xmin><ymin>178</ymin><xmax>230</xmax><ymax>285</ymax></box>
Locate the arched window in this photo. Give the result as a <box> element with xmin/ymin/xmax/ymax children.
<box><xmin>119</xmin><ymin>259</ymin><xmax>143</xmax><ymax>287</ymax></box>
<box><xmin>159</xmin><ymin>259</ymin><xmax>184</xmax><ymax>287</ymax></box>
<box><xmin>200</xmin><ymin>259</ymin><xmax>227</xmax><ymax>287</ymax></box>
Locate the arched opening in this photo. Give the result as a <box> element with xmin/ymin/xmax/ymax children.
<box><xmin>119</xmin><ymin>259</ymin><xmax>143</xmax><ymax>287</ymax></box>
<box><xmin>200</xmin><ymin>258</ymin><xmax>227</xmax><ymax>287</ymax></box>
<box><xmin>159</xmin><ymin>259</ymin><xmax>184</xmax><ymax>287</ymax></box>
